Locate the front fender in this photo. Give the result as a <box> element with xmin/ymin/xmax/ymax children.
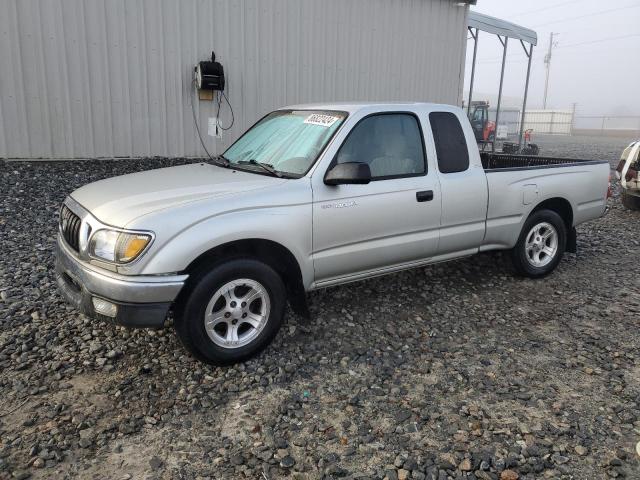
<box><xmin>131</xmin><ymin>205</ymin><xmax>313</xmax><ymax>288</ymax></box>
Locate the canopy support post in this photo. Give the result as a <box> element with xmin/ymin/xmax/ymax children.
<box><xmin>467</xmin><ymin>27</ymin><xmax>479</xmax><ymax>114</ymax></box>
<box><xmin>493</xmin><ymin>35</ymin><xmax>508</xmax><ymax>153</ymax></box>
<box><xmin>518</xmin><ymin>41</ymin><xmax>534</xmax><ymax>149</ymax></box>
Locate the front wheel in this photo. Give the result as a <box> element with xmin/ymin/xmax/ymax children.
<box><xmin>174</xmin><ymin>259</ymin><xmax>286</xmax><ymax>365</ymax></box>
<box><xmin>511</xmin><ymin>209</ymin><xmax>567</xmax><ymax>278</ymax></box>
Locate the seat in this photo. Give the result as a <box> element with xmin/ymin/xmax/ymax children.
<box><xmin>368</xmin><ymin>116</ymin><xmax>422</xmax><ymax>177</ymax></box>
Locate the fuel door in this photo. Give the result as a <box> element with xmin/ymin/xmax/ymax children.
<box><xmin>523</xmin><ymin>184</ymin><xmax>539</xmax><ymax>205</ymax></box>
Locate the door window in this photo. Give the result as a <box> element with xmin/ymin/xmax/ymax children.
<box><xmin>471</xmin><ymin>107</ymin><xmax>484</xmax><ymax>122</ymax></box>
<box><xmin>334</xmin><ymin>113</ymin><xmax>426</xmax><ymax>179</ymax></box>
<box><xmin>429</xmin><ymin>112</ymin><xmax>470</xmax><ymax>173</ymax></box>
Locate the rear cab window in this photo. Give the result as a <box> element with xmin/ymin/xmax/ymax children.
<box><xmin>429</xmin><ymin>111</ymin><xmax>470</xmax><ymax>174</ymax></box>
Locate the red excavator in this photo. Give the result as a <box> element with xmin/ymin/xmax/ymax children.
<box><xmin>468</xmin><ymin>101</ymin><xmax>496</xmax><ymax>142</ymax></box>
<box><xmin>467</xmin><ymin>100</ymin><xmax>539</xmax><ymax>155</ymax></box>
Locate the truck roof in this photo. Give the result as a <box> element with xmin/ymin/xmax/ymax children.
<box><xmin>280</xmin><ymin>101</ymin><xmax>460</xmax><ymax>115</ymax></box>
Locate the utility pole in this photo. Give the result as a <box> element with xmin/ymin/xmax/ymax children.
<box><xmin>542</xmin><ymin>32</ymin><xmax>558</xmax><ymax>109</ymax></box>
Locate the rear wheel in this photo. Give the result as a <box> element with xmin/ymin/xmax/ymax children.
<box><xmin>511</xmin><ymin>209</ymin><xmax>567</xmax><ymax>278</ymax></box>
<box><xmin>175</xmin><ymin>259</ymin><xmax>286</xmax><ymax>365</ymax></box>
<box><xmin>621</xmin><ymin>191</ymin><xmax>640</xmax><ymax>211</ymax></box>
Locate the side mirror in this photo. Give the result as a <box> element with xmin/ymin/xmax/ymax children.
<box><xmin>324</xmin><ymin>162</ymin><xmax>371</xmax><ymax>185</ymax></box>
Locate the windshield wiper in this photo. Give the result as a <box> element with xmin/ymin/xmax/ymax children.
<box><xmin>214</xmin><ymin>155</ymin><xmax>231</xmax><ymax>168</ymax></box>
<box><xmin>236</xmin><ymin>159</ymin><xmax>283</xmax><ymax>178</ymax></box>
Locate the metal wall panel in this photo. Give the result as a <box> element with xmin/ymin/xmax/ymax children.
<box><xmin>0</xmin><ymin>0</ymin><xmax>468</xmax><ymax>159</ymax></box>
<box><xmin>524</xmin><ymin>110</ymin><xmax>573</xmax><ymax>135</ymax></box>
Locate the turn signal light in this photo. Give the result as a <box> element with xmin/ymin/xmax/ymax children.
<box><xmin>92</xmin><ymin>297</ymin><xmax>118</xmax><ymax>318</ymax></box>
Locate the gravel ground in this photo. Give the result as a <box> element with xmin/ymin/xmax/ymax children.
<box><xmin>530</xmin><ymin>135</ymin><xmax>636</xmax><ymax>165</ymax></box>
<box><xmin>1</xmin><ymin>135</ymin><xmax>639</xmax><ymax>480</ymax></box>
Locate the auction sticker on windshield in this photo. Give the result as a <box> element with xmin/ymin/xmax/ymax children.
<box><xmin>304</xmin><ymin>114</ymin><xmax>340</xmax><ymax>127</ymax></box>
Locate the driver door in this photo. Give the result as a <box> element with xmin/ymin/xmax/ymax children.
<box><xmin>311</xmin><ymin>112</ymin><xmax>441</xmax><ymax>285</ymax></box>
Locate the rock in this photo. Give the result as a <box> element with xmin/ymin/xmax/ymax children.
<box><xmin>551</xmin><ymin>454</ymin><xmax>569</xmax><ymax>465</ymax></box>
<box><xmin>255</xmin><ymin>449</ymin><xmax>272</xmax><ymax>462</ymax></box>
<box><xmin>500</xmin><ymin>470</ymin><xmax>519</xmax><ymax>480</ymax></box>
<box><xmin>280</xmin><ymin>456</ymin><xmax>295</xmax><ymax>468</ymax></box>
<box><xmin>78</xmin><ymin>438</ymin><xmax>92</xmax><ymax>449</ymax></box>
<box><xmin>398</xmin><ymin>469</ymin><xmax>410</xmax><ymax>480</ymax></box>
<box><xmin>325</xmin><ymin>464</ymin><xmax>348</xmax><ymax>476</ymax></box>
<box><xmin>384</xmin><ymin>470</ymin><xmax>398</xmax><ymax>480</ymax></box>
<box><xmin>437</xmin><ymin>454</ymin><xmax>456</xmax><ymax>471</ymax></box>
<box><xmin>394</xmin><ymin>410</ymin><xmax>412</xmax><ymax>423</ymax></box>
<box><xmin>79</xmin><ymin>428</ymin><xmax>95</xmax><ymax>440</ymax></box>
<box><xmin>403</xmin><ymin>457</ymin><xmax>418</xmax><ymax>471</ymax></box>
<box><xmin>12</xmin><ymin>472</ymin><xmax>31</xmax><ymax>480</ymax></box>
<box><xmin>575</xmin><ymin>445</ymin><xmax>588</xmax><ymax>456</ymax></box>
<box><xmin>149</xmin><ymin>456</ymin><xmax>163</xmax><ymax>470</ymax></box>
<box><xmin>459</xmin><ymin>458</ymin><xmax>472</xmax><ymax>471</ymax></box>
<box><xmin>274</xmin><ymin>437</ymin><xmax>288</xmax><ymax>449</ymax></box>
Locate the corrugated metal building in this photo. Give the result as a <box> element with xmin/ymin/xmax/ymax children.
<box><xmin>0</xmin><ymin>0</ymin><xmax>472</xmax><ymax>159</ymax></box>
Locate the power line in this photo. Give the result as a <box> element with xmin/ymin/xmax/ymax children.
<box><xmin>530</xmin><ymin>4</ymin><xmax>640</xmax><ymax>28</ymax></box>
<box><xmin>556</xmin><ymin>33</ymin><xmax>640</xmax><ymax>49</ymax></box>
<box><xmin>507</xmin><ymin>0</ymin><xmax>584</xmax><ymax>19</ymax></box>
<box><xmin>471</xmin><ymin>33</ymin><xmax>640</xmax><ymax>64</ymax></box>
<box><xmin>474</xmin><ymin>44</ymin><xmax>638</xmax><ymax>65</ymax></box>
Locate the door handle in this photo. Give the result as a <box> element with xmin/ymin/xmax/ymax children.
<box><xmin>416</xmin><ymin>190</ymin><xmax>434</xmax><ymax>202</ymax></box>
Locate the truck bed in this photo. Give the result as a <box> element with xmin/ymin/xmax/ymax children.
<box><xmin>480</xmin><ymin>152</ymin><xmax>608</xmax><ymax>171</ymax></box>
<box><xmin>479</xmin><ymin>151</ymin><xmax>610</xmax><ymax>252</ymax></box>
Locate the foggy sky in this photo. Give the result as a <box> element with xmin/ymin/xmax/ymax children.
<box><xmin>465</xmin><ymin>0</ymin><xmax>640</xmax><ymax>116</ymax></box>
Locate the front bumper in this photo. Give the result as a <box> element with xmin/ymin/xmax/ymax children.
<box><xmin>55</xmin><ymin>236</ymin><xmax>188</xmax><ymax>328</ymax></box>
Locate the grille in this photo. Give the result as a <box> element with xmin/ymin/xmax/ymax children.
<box><xmin>60</xmin><ymin>204</ymin><xmax>82</xmax><ymax>252</ymax></box>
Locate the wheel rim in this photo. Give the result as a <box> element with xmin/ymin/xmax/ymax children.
<box><xmin>204</xmin><ymin>279</ymin><xmax>270</xmax><ymax>349</ymax></box>
<box><xmin>524</xmin><ymin>221</ymin><xmax>558</xmax><ymax>268</ymax></box>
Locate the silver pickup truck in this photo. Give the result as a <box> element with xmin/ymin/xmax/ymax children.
<box><xmin>56</xmin><ymin>102</ymin><xmax>610</xmax><ymax>364</ymax></box>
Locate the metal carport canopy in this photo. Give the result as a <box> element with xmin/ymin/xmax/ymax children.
<box><xmin>467</xmin><ymin>11</ymin><xmax>537</xmax><ymax>46</ymax></box>
<box><xmin>466</xmin><ymin>11</ymin><xmax>538</xmax><ymax>151</ymax></box>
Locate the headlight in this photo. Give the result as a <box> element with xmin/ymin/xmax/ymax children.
<box><xmin>89</xmin><ymin>229</ymin><xmax>152</xmax><ymax>264</ymax></box>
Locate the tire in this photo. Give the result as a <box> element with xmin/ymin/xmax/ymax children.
<box><xmin>621</xmin><ymin>191</ymin><xmax>640</xmax><ymax>211</ymax></box>
<box><xmin>510</xmin><ymin>209</ymin><xmax>567</xmax><ymax>278</ymax></box>
<box><xmin>174</xmin><ymin>258</ymin><xmax>286</xmax><ymax>365</ymax></box>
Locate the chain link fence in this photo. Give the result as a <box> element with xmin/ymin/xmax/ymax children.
<box><xmin>572</xmin><ymin>115</ymin><xmax>640</xmax><ymax>138</ymax></box>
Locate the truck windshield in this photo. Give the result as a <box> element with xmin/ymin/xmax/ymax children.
<box><xmin>223</xmin><ymin>110</ymin><xmax>347</xmax><ymax>177</ymax></box>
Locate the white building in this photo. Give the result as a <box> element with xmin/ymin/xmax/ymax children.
<box><xmin>0</xmin><ymin>0</ymin><xmax>475</xmax><ymax>159</ymax></box>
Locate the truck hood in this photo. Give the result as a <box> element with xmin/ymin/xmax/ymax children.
<box><xmin>70</xmin><ymin>163</ymin><xmax>287</xmax><ymax>227</ymax></box>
